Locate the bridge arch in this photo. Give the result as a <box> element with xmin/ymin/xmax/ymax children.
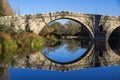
<box><xmin>106</xmin><ymin>25</ymin><xmax>120</xmax><ymax>56</ymax></box>
<box><xmin>40</xmin><ymin>17</ymin><xmax>94</xmax><ymax>39</ymax></box>
<box><xmin>40</xmin><ymin>17</ymin><xmax>94</xmax><ymax>64</ymax></box>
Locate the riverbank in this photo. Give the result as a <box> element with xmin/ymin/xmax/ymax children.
<box><xmin>0</xmin><ymin>32</ymin><xmax>45</xmax><ymax>57</ymax></box>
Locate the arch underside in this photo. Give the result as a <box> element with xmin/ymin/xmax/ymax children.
<box><xmin>107</xmin><ymin>26</ymin><xmax>120</xmax><ymax>56</ymax></box>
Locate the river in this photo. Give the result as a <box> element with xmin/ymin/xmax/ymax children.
<box><xmin>0</xmin><ymin>38</ymin><xmax>120</xmax><ymax>80</ymax></box>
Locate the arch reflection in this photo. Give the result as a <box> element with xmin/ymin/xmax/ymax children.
<box><xmin>40</xmin><ymin>19</ymin><xmax>92</xmax><ymax>64</ymax></box>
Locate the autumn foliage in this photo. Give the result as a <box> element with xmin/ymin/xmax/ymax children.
<box><xmin>0</xmin><ymin>0</ymin><xmax>14</xmax><ymax>16</ymax></box>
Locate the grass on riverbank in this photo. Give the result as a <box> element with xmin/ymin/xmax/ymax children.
<box><xmin>0</xmin><ymin>32</ymin><xmax>17</xmax><ymax>58</ymax></box>
<box><xmin>13</xmin><ymin>32</ymin><xmax>45</xmax><ymax>54</ymax></box>
<box><xmin>0</xmin><ymin>32</ymin><xmax>45</xmax><ymax>58</ymax></box>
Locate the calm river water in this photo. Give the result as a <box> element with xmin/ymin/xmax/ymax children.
<box><xmin>0</xmin><ymin>39</ymin><xmax>120</xmax><ymax>80</ymax></box>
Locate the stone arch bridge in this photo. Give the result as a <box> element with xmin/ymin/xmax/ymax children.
<box><xmin>0</xmin><ymin>11</ymin><xmax>120</xmax><ymax>71</ymax></box>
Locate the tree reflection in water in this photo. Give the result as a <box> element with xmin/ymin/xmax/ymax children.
<box><xmin>42</xmin><ymin>38</ymin><xmax>90</xmax><ymax>63</ymax></box>
<box><xmin>0</xmin><ymin>67</ymin><xmax>9</xmax><ymax>80</ymax></box>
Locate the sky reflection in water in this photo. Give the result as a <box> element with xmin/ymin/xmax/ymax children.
<box><xmin>9</xmin><ymin>65</ymin><xmax>120</xmax><ymax>80</ymax></box>
<box><xmin>42</xmin><ymin>44</ymin><xmax>87</xmax><ymax>63</ymax></box>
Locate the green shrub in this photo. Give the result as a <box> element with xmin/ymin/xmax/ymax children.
<box><xmin>0</xmin><ymin>32</ymin><xmax>17</xmax><ymax>58</ymax></box>
<box><xmin>13</xmin><ymin>33</ymin><xmax>45</xmax><ymax>54</ymax></box>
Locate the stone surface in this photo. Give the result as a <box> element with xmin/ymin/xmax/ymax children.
<box><xmin>0</xmin><ymin>11</ymin><xmax>120</xmax><ymax>71</ymax></box>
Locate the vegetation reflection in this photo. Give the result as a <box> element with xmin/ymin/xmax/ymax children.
<box><xmin>0</xmin><ymin>18</ymin><xmax>91</xmax><ymax>64</ymax></box>
<box><xmin>41</xmin><ymin>19</ymin><xmax>91</xmax><ymax>63</ymax></box>
<box><xmin>0</xmin><ymin>24</ymin><xmax>45</xmax><ymax>62</ymax></box>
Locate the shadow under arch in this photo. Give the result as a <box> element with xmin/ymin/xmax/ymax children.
<box><xmin>40</xmin><ymin>18</ymin><xmax>94</xmax><ymax>64</ymax></box>
<box><xmin>108</xmin><ymin>26</ymin><xmax>120</xmax><ymax>56</ymax></box>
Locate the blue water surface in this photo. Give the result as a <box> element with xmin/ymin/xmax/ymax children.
<box><xmin>42</xmin><ymin>44</ymin><xmax>87</xmax><ymax>63</ymax></box>
<box><xmin>9</xmin><ymin>65</ymin><xmax>120</xmax><ymax>80</ymax></box>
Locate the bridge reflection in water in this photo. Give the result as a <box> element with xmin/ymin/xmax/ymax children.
<box><xmin>1</xmin><ymin>65</ymin><xmax>120</xmax><ymax>80</ymax></box>
<box><xmin>0</xmin><ymin>38</ymin><xmax>120</xmax><ymax>72</ymax></box>
<box><xmin>0</xmin><ymin>11</ymin><xmax>120</xmax><ymax>80</ymax></box>
<box><xmin>0</xmin><ymin>34</ymin><xmax>120</xmax><ymax>80</ymax></box>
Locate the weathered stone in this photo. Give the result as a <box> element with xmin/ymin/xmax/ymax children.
<box><xmin>0</xmin><ymin>11</ymin><xmax>120</xmax><ymax>71</ymax></box>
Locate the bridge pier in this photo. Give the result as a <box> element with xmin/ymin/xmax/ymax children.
<box><xmin>93</xmin><ymin>25</ymin><xmax>106</xmax><ymax>67</ymax></box>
